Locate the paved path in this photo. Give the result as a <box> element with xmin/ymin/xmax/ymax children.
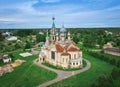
<box><xmin>34</xmin><ymin>59</ymin><xmax>91</xmax><ymax>87</ymax></box>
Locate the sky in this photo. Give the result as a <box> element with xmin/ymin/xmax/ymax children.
<box><xmin>0</xmin><ymin>0</ymin><xmax>120</xmax><ymax>29</ymax></box>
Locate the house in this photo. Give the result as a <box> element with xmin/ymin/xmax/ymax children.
<box><xmin>17</xmin><ymin>40</ymin><xmax>22</xmax><ymax>42</ymax></box>
<box><xmin>39</xmin><ymin>17</ymin><xmax>83</xmax><ymax>68</ymax></box>
<box><xmin>2</xmin><ymin>32</ymin><xmax>11</xmax><ymax>36</ymax></box>
<box><xmin>103</xmin><ymin>42</ymin><xmax>114</xmax><ymax>49</ymax></box>
<box><xmin>105</xmin><ymin>30</ymin><xmax>113</xmax><ymax>35</ymax></box>
<box><xmin>104</xmin><ymin>47</ymin><xmax>120</xmax><ymax>56</ymax></box>
<box><xmin>6</xmin><ymin>36</ymin><xmax>17</xmax><ymax>41</ymax></box>
<box><xmin>39</xmin><ymin>32</ymin><xmax>44</xmax><ymax>35</ymax></box>
<box><xmin>2</xmin><ymin>54</ymin><xmax>12</xmax><ymax>63</ymax></box>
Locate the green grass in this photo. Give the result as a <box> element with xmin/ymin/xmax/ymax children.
<box><xmin>42</xmin><ymin>60</ymin><xmax>87</xmax><ymax>71</ymax></box>
<box><xmin>33</xmin><ymin>47</ymin><xmax>41</xmax><ymax>51</ymax></box>
<box><xmin>48</xmin><ymin>53</ymin><xmax>114</xmax><ymax>87</ymax></box>
<box><xmin>0</xmin><ymin>52</ymin><xmax>57</xmax><ymax>87</ymax></box>
<box><xmin>0</xmin><ymin>61</ymin><xmax>13</xmax><ymax>66</ymax></box>
<box><xmin>112</xmin><ymin>77</ymin><xmax>120</xmax><ymax>87</ymax></box>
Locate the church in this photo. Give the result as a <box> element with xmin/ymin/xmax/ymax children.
<box><xmin>39</xmin><ymin>17</ymin><xmax>83</xmax><ymax>68</ymax></box>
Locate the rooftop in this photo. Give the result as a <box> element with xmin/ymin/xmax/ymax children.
<box><xmin>104</xmin><ymin>47</ymin><xmax>120</xmax><ymax>53</ymax></box>
<box><xmin>61</xmin><ymin>53</ymin><xmax>70</xmax><ymax>56</ymax></box>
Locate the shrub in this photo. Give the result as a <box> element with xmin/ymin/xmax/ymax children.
<box><xmin>117</xmin><ymin>60</ymin><xmax>120</xmax><ymax>68</ymax></box>
<box><xmin>111</xmin><ymin>67</ymin><xmax>120</xmax><ymax>80</ymax></box>
<box><xmin>110</xmin><ymin>59</ymin><xmax>116</xmax><ymax>65</ymax></box>
<box><xmin>97</xmin><ymin>75</ymin><xmax>111</xmax><ymax>87</ymax></box>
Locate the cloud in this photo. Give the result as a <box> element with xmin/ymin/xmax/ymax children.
<box><xmin>0</xmin><ymin>17</ymin><xmax>27</xmax><ymax>23</ymax></box>
<box><xmin>41</xmin><ymin>0</ymin><xmax>60</xmax><ymax>3</ymax></box>
<box><xmin>0</xmin><ymin>0</ymin><xmax>120</xmax><ymax>28</ymax></box>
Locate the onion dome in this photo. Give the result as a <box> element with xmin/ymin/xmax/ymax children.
<box><xmin>60</xmin><ymin>25</ymin><xmax>66</xmax><ymax>33</ymax></box>
<box><xmin>52</xmin><ymin>17</ymin><xmax>55</xmax><ymax>29</ymax></box>
<box><xmin>60</xmin><ymin>33</ymin><xmax>65</xmax><ymax>37</ymax></box>
<box><xmin>67</xmin><ymin>32</ymin><xmax>71</xmax><ymax>36</ymax></box>
<box><xmin>56</xmin><ymin>32</ymin><xmax>59</xmax><ymax>36</ymax></box>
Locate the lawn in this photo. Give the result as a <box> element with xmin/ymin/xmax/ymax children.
<box><xmin>33</xmin><ymin>47</ymin><xmax>41</xmax><ymax>51</ymax></box>
<box><xmin>48</xmin><ymin>53</ymin><xmax>114</xmax><ymax>87</ymax></box>
<box><xmin>0</xmin><ymin>52</ymin><xmax>57</xmax><ymax>87</ymax></box>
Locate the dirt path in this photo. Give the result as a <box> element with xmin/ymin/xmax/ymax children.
<box><xmin>34</xmin><ymin>59</ymin><xmax>91</xmax><ymax>87</ymax></box>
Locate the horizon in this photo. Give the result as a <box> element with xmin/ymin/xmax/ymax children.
<box><xmin>0</xmin><ymin>0</ymin><xmax>120</xmax><ymax>29</ymax></box>
<box><xmin>0</xmin><ymin>27</ymin><xmax>120</xmax><ymax>30</ymax></box>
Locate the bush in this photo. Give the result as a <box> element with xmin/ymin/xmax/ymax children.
<box><xmin>111</xmin><ymin>67</ymin><xmax>120</xmax><ymax>80</ymax></box>
<box><xmin>91</xmin><ymin>83</ymin><xmax>98</xmax><ymax>87</ymax></box>
<box><xmin>25</xmin><ymin>41</ymin><xmax>31</xmax><ymax>49</ymax></box>
<box><xmin>116</xmin><ymin>60</ymin><xmax>120</xmax><ymax>68</ymax></box>
<box><xmin>110</xmin><ymin>59</ymin><xmax>116</xmax><ymax>65</ymax></box>
<box><xmin>87</xmin><ymin>51</ymin><xmax>117</xmax><ymax>67</ymax></box>
<box><xmin>91</xmin><ymin>75</ymin><xmax>111</xmax><ymax>87</ymax></box>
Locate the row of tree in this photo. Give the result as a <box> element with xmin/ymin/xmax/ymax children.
<box><xmin>71</xmin><ymin>28</ymin><xmax>120</xmax><ymax>48</ymax></box>
<box><xmin>87</xmin><ymin>50</ymin><xmax>120</xmax><ymax>87</ymax></box>
<box><xmin>91</xmin><ymin>67</ymin><xmax>120</xmax><ymax>87</ymax></box>
<box><xmin>87</xmin><ymin>51</ymin><xmax>120</xmax><ymax>68</ymax></box>
<box><xmin>0</xmin><ymin>31</ymin><xmax>4</xmax><ymax>41</ymax></box>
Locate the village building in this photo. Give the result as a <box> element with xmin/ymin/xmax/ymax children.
<box><xmin>103</xmin><ymin>42</ymin><xmax>114</xmax><ymax>49</ymax></box>
<box><xmin>6</xmin><ymin>35</ymin><xmax>17</xmax><ymax>41</ymax></box>
<box><xmin>2</xmin><ymin>54</ymin><xmax>12</xmax><ymax>63</ymax></box>
<box><xmin>2</xmin><ymin>32</ymin><xmax>11</xmax><ymax>36</ymax></box>
<box><xmin>104</xmin><ymin>47</ymin><xmax>120</xmax><ymax>56</ymax></box>
<box><xmin>39</xmin><ymin>17</ymin><xmax>83</xmax><ymax>68</ymax></box>
<box><xmin>105</xmin><ymin>30</ymin><xmax>113</xmax><ymax>35</ymax></box>
<box><xmin>39</xmin><ymin>32</ymin><xmax>44</xmax><ymax>35</ymax></box>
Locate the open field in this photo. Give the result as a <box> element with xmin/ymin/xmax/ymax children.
<box><xmin>48</xmin><ymin>53</ymin><xmax>114</xmax><ymax>87</ymax></box>
<box><xmin>0</xmin><ymin>52</ymin><xmax>57</xmax><ymax>87</ymax></box>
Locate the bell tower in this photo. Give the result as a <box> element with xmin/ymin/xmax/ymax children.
<box><xmin>50</xmin><ymin>17</ymin><xmax>56</xmax><ymax>43</ymax></box>
<box><xmin>45</xmin><ymin>30</ymin><xmax>49</xmax><ymax>46</ymax></box>
<box><xmin>68</xmin><ymin>32</ymin><xmax>71</xmax><ymax>40</ymax></box>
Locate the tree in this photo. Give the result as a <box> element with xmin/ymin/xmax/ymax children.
<box><xmin>0</xmin><ymin>31</ymin><xmax>4</xmax><ymax>41</ymax></box>
<box><xmin>110</xmin><ymin>59</ymin><xmax>116</xmax><ymax>65</ymax></box>
<box><xmin>91</xmin><ymin>83</ymin><xmax>98</xmax><ymax>87</ymax></box>
<box><xmin>36</xmin><ymin>34</ymin><xmax>45</xmax><ymax>42</ymax></box>
<box><xmin>116</xmin><ymin>38</ymin><xmax>120</xmax><ymax>47</ymax></box>
<box><xmin>15</xmin><ymin>30</ymin><xmax>34</xmax><ymax>37</ymax></box>
<box><xmin>25</xmin><ymin>41</ymin><xmax>31</xmax><ymax>49</ymax></box>
<box><xmin>117</xmin><ymin>60</ymin><xmax>120</xmax><ymax>68</ymax></box>
<box><xmin>97</xmin><ymin>75</ymin><xmax>110</xmax><ymax>87</ymax></box>
<box><xmin>15</xmin><ymin>43</ymin><xmax>22</xmax><ymax>49</ymax></box>
<box><xmin>83</xmin><ymin>35</ymin><xmax>97</xmax><ymax>48</ymax></box>
<box><xmin>111</xmin><ymin>67</ymin><xmax>120</xmax><ymax>80</ymax></box>
<box><xmin>72</xmin><ymin>35</ymin><xmax>79</xmax><ymax>44</ymax></box>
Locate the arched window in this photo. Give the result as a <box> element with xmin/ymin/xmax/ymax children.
<box><xmin>51</xmin><ymin>51</ymin><xmax>55</xmax><ymax>60</ymax></box>
<box><xmin>74</xmin><ymin>54</ymin><xmax>76</xmax><ymax>59</ymax></box>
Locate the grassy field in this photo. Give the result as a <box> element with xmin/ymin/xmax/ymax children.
<box><xmin>48</xmin><ymin>53</ymin><xmax>114</xmax><ymax>87</ymax></box>
<box><xmin>33</xmin><ymin>47</ymin><xmax>41</xmax><ymax>51</ymax></box>
<box><xmin>0</xmin><ymin>52</ymin><xmax>57</xmax><ymax>87</ymax></box>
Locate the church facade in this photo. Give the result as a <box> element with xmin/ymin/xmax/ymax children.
<box><xmin>39</xmin><ymin>17</ymin><xmax>83</xmax><ymax>68</ymax></box>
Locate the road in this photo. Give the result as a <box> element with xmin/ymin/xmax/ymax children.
<box><xmin>34</xmin><ymin>59</ymin><xmax>91</xmax><ymax>87</ymax></box>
